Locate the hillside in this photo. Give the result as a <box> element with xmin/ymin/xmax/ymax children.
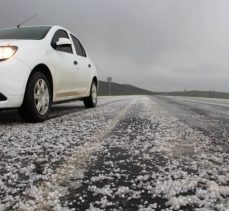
<box><xmin>158</xmin><ymin>90</ymin><xmax>229</xmax><ymax>99</ymax></box>
<box><xmin>98</xmin><ymin>81</ymin><xmax>154</xmax><ymax>96</ymax></box>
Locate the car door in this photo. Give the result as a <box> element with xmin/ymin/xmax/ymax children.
<box><xmin>70</xmin><ymin>34</ymin><xmax>91</xmax><ymax>95</ymax></box>
<box><xmin>49</xmin><ymin>29</ymin><xmax>81</xmax><ymax>99</ymax></box>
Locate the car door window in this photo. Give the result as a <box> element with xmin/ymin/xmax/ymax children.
<box><xmin>70</xmin><ymin>34</ymin><xmax>87</xmax><ymax>57</ymax></box>
<box><xmin>51</xmin><ymin>30</ymin><xmax>73</xmax><ymax>54</ymax></box>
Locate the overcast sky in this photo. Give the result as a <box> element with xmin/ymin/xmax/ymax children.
<box><xmin>1</xmin><ymin>0</ymin><xmax>229</xmax><ymax>92</ymax></box>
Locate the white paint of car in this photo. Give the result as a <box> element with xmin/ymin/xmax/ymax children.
<box><xmin>0</xmin><ymin>25</ymin><xmax>98</xmax><ymax>108</ymax></box>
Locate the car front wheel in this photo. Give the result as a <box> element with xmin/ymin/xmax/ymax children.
<box><xmin>83</xmin><ymin>81</ymin><xmax>97</xmax><ymax>108</ymax></box>
<box><xmin>19</xmin><ymin>71</ymin><xmax>51</xmax><ymax>122</ymax></box>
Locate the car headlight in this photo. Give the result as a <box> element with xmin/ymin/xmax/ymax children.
<box><xmin>0</xmin><ymin>46</ymin><xmax>18</xmax><ymax>61</ymax></box>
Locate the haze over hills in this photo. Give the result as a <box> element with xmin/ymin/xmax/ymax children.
<box><xmin>98</xmin><ymin>81</ymin><xmax>229</xmax><ymax>99</ymax></box>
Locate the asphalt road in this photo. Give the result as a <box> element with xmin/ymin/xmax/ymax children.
<box><xmin>0</xmin><ymin>96</ymin><xmax>228</xmax><ymax>211</ymax></box>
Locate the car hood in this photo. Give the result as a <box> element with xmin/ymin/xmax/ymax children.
<box><xmin>0</xmin><ymin>39</ymin><xmax>48</xmax><ymax>68</ymax></box>
<box><xmin>0</xmin><ymin>39</ymin><xmax>40</xmax><ymax>47</ymax></box>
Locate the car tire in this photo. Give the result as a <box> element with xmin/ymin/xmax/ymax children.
<box><xmin>19</xmin><ymin>71</ymin><xmax>51</xmax><ymax>122</ymax></box>
<box><xmin>83</xmin><ymin>81</ymin><xmax>97</xmax><ymax>108</ymax></box>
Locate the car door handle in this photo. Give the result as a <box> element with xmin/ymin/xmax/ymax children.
<box><xmin>74</xmin><ymin>61</ymin><xmax>78</xmax><ymax>65</ymax></box>
<box><xmin>88</xmin><ymin>64</ymin><xmax>91</xmax><ymax>68</ymax></box>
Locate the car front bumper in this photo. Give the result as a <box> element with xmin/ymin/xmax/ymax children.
<box><xmin>0</xmin><ymin>58</ymin><xmax>30</xmax><ymax>108</ymax></box>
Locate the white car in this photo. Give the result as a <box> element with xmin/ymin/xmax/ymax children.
<box><xmin>0</xmin><ymin>25</ymin><xmax>98</xmax><ymax>122</ymax></box>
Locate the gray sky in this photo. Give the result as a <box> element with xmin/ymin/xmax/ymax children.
<box><xmin>1</xmin><ymin>0</ymin><xmax>229</xmax><ymax>92</ymax></box>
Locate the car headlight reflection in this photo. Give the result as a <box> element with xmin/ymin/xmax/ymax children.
<box><xmin>0</xmin><ymin>46</ymin><xmax>18</xmax><ymax>61</ymax></box>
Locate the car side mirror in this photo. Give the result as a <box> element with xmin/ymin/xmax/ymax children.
<box><xmin>55</xmin><ymin>38</ymin><xmax>71</xmax><ymax>47</ymax></box>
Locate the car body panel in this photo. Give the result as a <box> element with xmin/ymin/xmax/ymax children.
<box><xmin>0</xmin><ymin>58</ymin><xmax>30</xmax><ymax>96</ymax></box>
<box><xmin>0</xmin><ymin>58</ymin><xmax>30</xmax><ymax>108</ymax></box>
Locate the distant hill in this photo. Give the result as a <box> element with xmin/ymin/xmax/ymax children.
<box><xmin>98</xmin><ymin>81</ymin><xmax>154</xmax><ymax>96</ymax></box>
<box><xmin>98</xmin><ymin>81</ymin><xmax>229</xmax><ymax>99</ymax></box>
<box><xmin>159</xmin><ymin>90</ymin><xmax>229</xmax><ymax>99</ymax></box>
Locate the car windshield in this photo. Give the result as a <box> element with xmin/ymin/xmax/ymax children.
<box><xmin>0</xmin><ymin>26</ymin><xmax>51</xmax><ymax>40</ymax></box>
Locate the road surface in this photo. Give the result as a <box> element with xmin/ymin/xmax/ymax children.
<box><xmin>0</xmin><ymin>96</ymin><xmax>228</xmax><ymax>210</ymax></box>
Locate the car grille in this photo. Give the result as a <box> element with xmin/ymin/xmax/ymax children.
<box><xmin>0</xmin><ymin>92</ymin><xmax>7</xmax><ymax>101</ymax></box>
